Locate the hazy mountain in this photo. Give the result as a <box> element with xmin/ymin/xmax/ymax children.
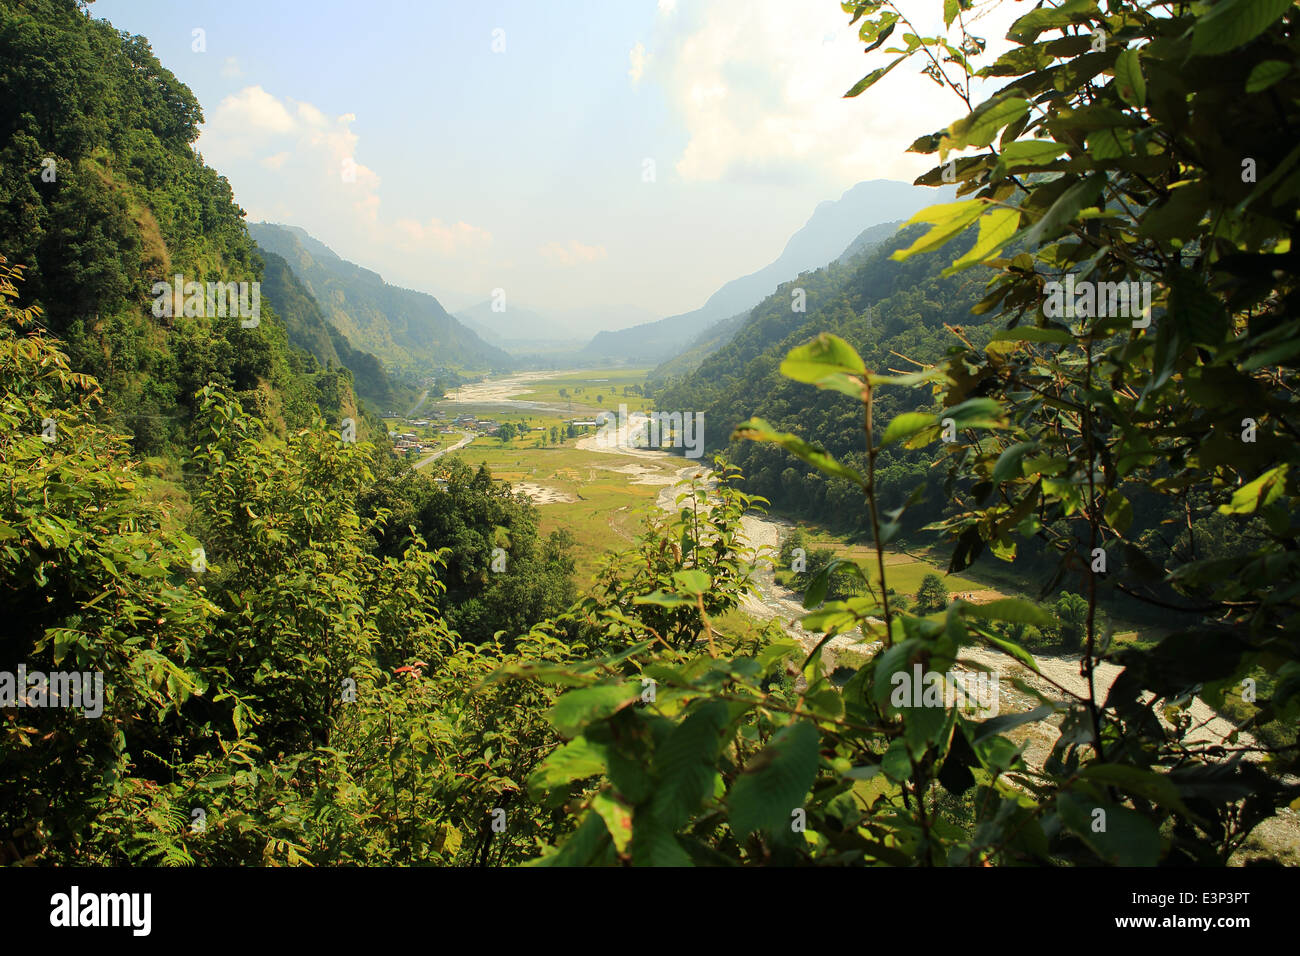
<box><xmin>454</xmin><ymin>300</ymin><xmax>579</xmax><ymax>349</ymax></box>
<box><xmin>249</xmin><ymin>223</ymin><xmax>511</xmax><ymax>374</ymax></box>
<box><xmin>455</xmin><ymin>300</ymin><xmax>659</xmax><ymax>352</ymax></box>
<box><xmin>584</xmin><ymin>179</ymin><xmax>952</xmax><ymax>362</ymax></box>
<box><xmin>647</xmin><ymin>218</ymin><xmax>905</xmax><ymax>383</ymax></box>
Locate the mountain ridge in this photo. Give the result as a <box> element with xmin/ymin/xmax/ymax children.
<box><xmin>249</xmin><ymin>222</ymin><xmax>511</xmax><ymax>376</ymax></box>
<box><xmin>583</xmin><ymin>179</ymin><xmax>954</xmax><ymax>363</ymax></box>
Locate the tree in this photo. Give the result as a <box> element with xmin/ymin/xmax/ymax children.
<box><xmin>915</xmin><ymin>572</ymin><xmax>948</xmax><ymax>614</ymax></box>
<box><xmin>778</xmin><ymin>528</ymin><xmax>808</xmax><ymax>571</ymax></box>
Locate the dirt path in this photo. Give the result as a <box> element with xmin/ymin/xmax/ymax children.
<box><xmin>413</xmin><ymin>430</ymin><xmax>475</xmax><ymax>469</ymax></box>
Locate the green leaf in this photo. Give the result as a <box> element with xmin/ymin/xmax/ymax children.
<box><xmin>727</xmin><ymin>720</ymin><xmax>820</xmax><ymax>837</ymax></box>
<box><xmin>943</xmin><ymin>95</ymin><xmax>1031</xmax><ymax>153</ymax></box>
<box><xmin>672</xmin><ymin>570</ymin><xmax>710</xmax><ymax>595</ymax></box>
<box><xmin>779</xmin><ymin>333</ymin><xmax>866</xmax><ymax>382</ymax></box>
<box><xmin>1218</xmin><ymin>464</ymin><xmax>1288</xmax><ymax>515</ymax></box>
<box><xmin>881</xmin><ymin>412</ymin><xmax>937</xmax><ymax>446</ymax></box>
<box><xmin>528</xmin><ymin>811</ymin><xmax>610</xmax><ymax>867</ymax></box>
<box><xmin>844</xmin><ymin>54</ymin><xmax>907</xmax><ymax>97</ymax></box>
<box><xmin>630</xmin><ymin>822</ymin><xmax>694</xmax><ymax>867</ymax></box>
<box><xmin>732</xmin><ymin>418</ymin><xmax>866</xmax><ymax>488</ymax></box>
<box><xmin>1078</xmin><ymin>764</ymin><xmax>1192</xmax><ymax>817</ymax></box>
<box><xmin>963</xmin><ymin>597</ymin><xmax>1053</xmax><ymax>627</ymax></box>
<box><xmin>993</xmin><ymin>441</ymin><xmax>1037</xmax><ymax>483</ymax></box>
<box><xmin>944</xmin><ymin>207</ymin><xmax>1022</xmax><ymax>274</ymax></box>
<box><xmin>1014</xmin><ymin>173</ymin><xmax>1107</xmax><ymax>247</ymax></box>
<box><xmin>1246</xmin><ymin>59</ymin><xmax>1291</xmax><ymax>92</ymax></box>
<box><xmin>591</xmin><ymin>791</ymin><xmax>634</xmax><ymax>855</ymax></box>
<box><xmin>1113</xmin><ymin>49</ymin><xmax>1145</xmax><ymax>107</ymax></box>
<box><xmin>990</xmin><ymin>326</ymin><xmax>1074</xmax><ymax>345</ymax></box>
<box><xmin>649</xmin><ymin>700</ymin><xmax>730</xmax><ymax>829</ymax></box>
<box><xmin>1190</xmin><ymin>0</ymin><xmax>1294</xmax><ymax>58</ymax></box>
<box><xmin>547</xmin><ymin>683</ymin><xmax>640</xmax><ymax>738</ymax></box>
<box><xmin>1007</xmin><ymin>0</ymin><xmax>1099</xmax><ymax>44</ymax></box>
<box><xmin>995</xmin><ymin>139</ymin><xmax>1067</xmax><ymax>171</ymax></box>
<box><xmin>633</xmin><ymin>590</ymin><xmax>694</xmax><ymax>609</ymax></box>
<box><xmin>890</xmin><ymin>199</ymin><xmax>984</xmax><ymax>261</ymax></box>
<box><xmin>527</xmin><ymin>736</ymin><xmax>609</xmax><ymax>801</ymax></box>
<box><xmin>1103</xmin><ymin>490</ymin><xmax>1133</xmax><ymax>534</ymax></box>
<box><xmin>1057</xmin><ymin>793</ymin><xmax>1162</xmax><ymax>866</ymax></box>
<box><xmin>978</xmin><ymin>628</ymin><xmax>1042</xmax><ymax>674</ymax></box>
<box><xmin>944</xmin><ymin>397</ymin><xmax>1006</xmax><ymax>429</ymax></box>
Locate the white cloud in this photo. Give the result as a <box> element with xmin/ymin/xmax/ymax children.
<box><xmin>539</xmin><ymin>240</ymin><xmax>607</xmax><ymax>267</ymax></box>
<box><xmin>197</xmin><ymin>86</ymin><xmax>492</xmax><ymax>269</ymax></box>
<box><xmin>653</xmin><ymin>0</ymin><xmax>1022</xmax><ymax>186</ymax></box>
<box><xmin>628</xmin><ymin>41</ymin><xmax>647</xmax><ymax>85</ymax></box>
<box><xmin>395</xmin><ymin>218</ymin><xmax>493</xmax><ymax>256</ymax></box>
<box><xmin>214</xmin><ymin>86</ymin><xmax>296</xmax><ymax>138</ymax></box>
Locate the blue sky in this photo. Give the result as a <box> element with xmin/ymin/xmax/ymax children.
<box><xmin>91</xmin><ymin>0</ymin><xmax>1020</xmax><ymax>321</ymax></box>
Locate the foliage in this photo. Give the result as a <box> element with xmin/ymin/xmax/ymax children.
<box><xmin>915</xmin><ymin>572</ymin><xmax>949</xmax><ymax>613</ymax></box>
<box><xmin>503</xmin><ymin>0</ymin><xmax>1300</xmax><ymax>866</ymax></box>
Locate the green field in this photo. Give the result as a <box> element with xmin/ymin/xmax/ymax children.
<box><xmin>509</xmin><ymin>368</ymin><xmax>655</xmax><ymax>411</ymax></box>
<box><xmin>438</xmin><ymin>440</ymin><xmax>682</xmax><ymax>583</ymax></box>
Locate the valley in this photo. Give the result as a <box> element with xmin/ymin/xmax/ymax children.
<box><xmin>3</xmin><ymin>0</ymin><xmax>1295</xmax><ymax>878</ymax></box>
<box><xmin>410</xmin><ymin>366</ymin><xmax>1300</xmax><ymax>863</ymax></box>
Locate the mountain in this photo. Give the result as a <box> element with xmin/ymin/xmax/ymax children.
<box><xmin>249</xmin><ymin>223</ymin><xmax>511</xmax><ymax>375</ymax></box>
<box><xmin>455</xmin><ymin>300</ymin><xmax>659</xmax><ymax>353</ymax></box>
<box><xmin>583</xmin><ymin>180</ymin><xmax>953</xmax><ymax>362</ymax></box>
<box><xmin>0</xmin><ymin>1</ymin><xmax>367</xmax><ymax>451</ymax></box>
<box><xmin>648</xmin><ymin>218</ymin><xmax>905</xmax><ymax>384</ymax></box>
<box><xmin>653</xmin><ymin>220</ymin><xmax>992</xmax><ymax>533</ymax></box>
<box><xmin>258</xmin><ymin>250</ymin><xmax>412</xmax><ymax>411</ymax></box>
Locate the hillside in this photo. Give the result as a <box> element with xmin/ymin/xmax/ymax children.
<box><xmin>648</xmin><ymin>219</ymin><xmax>905</xmax><ymax>384</ymax></box>
<box><xmin>258</xmin><ymin>249</ymin><xmax>411</xmax><ymax>411</ymax></box>
<box><xmin>583</xmin><ymin>180</ymin><xmax>950</xmax><ymax>363</ymax></box>
<box><xmin>249</xmin><ymin>222</ymin><xmax>511</xmax><ymax>377</ymax></box>
<box><xmin>654</xmin><ymin>220</ymin><xmax>991</xmax><ymax>529</ymax></box>
<box><xmin>0</xmin><ymin>0</ymin><xmax>357</xmax><ymax>450</ymax></box>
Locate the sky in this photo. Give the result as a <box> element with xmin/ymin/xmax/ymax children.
<box><xmin>91</xmin><ymin>0</ymin><xmax>1023</xmax><ymax>321</ymax></box>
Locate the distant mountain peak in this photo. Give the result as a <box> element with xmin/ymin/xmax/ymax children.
<box><xmin>584</xmin><ymin>178</ymin><xmax>954</xmax><ymax>363</ymax></box>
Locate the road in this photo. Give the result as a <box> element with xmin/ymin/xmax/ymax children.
<box><xmin>413</xmin><ymin>430</ymin><xmax>475</xmax><ymax>469</ymax></box>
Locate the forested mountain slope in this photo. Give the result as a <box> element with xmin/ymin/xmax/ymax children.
<box><xmin>258</xmin><ymin>249</ymin><xmax>410</xmax><ymax>411</ymax></box>
<box><xmin>655</xmin><ymin>221</ymin><xmax>991</xmax><ymax>528</ymax></box>
<box><xmin>250</xmin><ymin>222</ymin><xmax>511</xmax><ymax>377</ymax></box>
<box><xmin>648</xmin><ymin>219</ymin><xmax>905</xmax><ymax>384</ymax></box>
<box><xmin>0</xmin><ymin>0</ymin><xmax>350</xmax><ymax>451</ymax></box>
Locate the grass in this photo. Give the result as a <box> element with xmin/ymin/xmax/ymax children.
<box><xmin>507</xmin><ymin>368</ymin><xmax>655</xmax><ymax>412</ymax></box>
<box><xmin>442</xmin><ymin>440</ymin><xmax>681</xmax><ymax>583</ymax></box>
